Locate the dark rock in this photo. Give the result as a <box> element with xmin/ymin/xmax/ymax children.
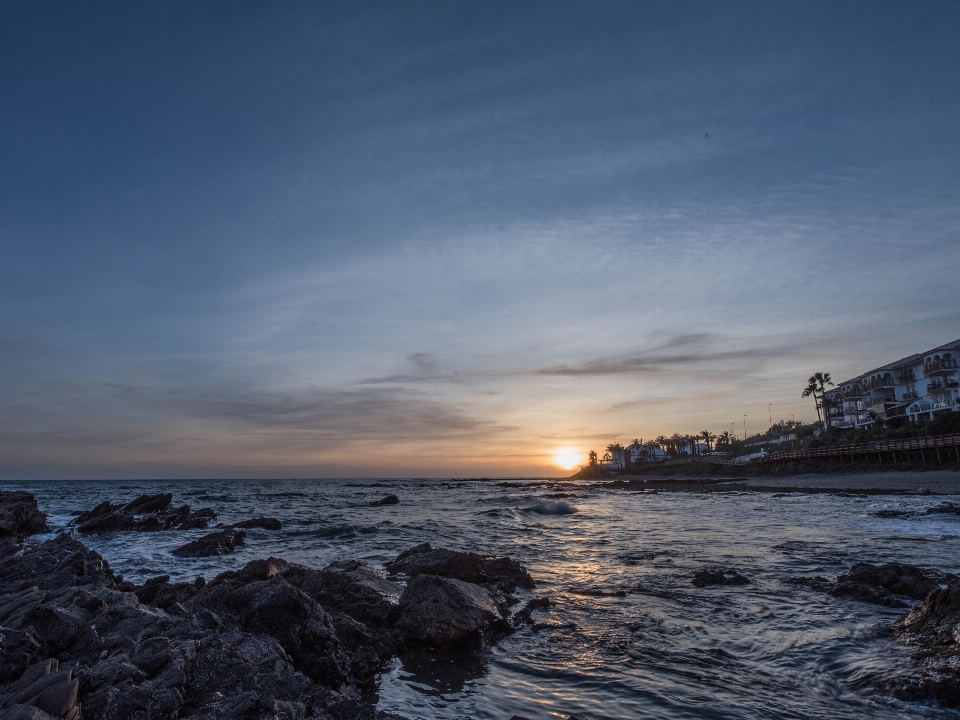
<box><xmin>387</xmin><ymin>546</ymin><xmax>535</xmax><ymax>594</ymax></box>
<box><xmin>396</xmin><ymin>542</ymin><xmax>432</xmax><ymax>562</ymax></box>
<box><xmin>829</xmin><ymin>562</ymin><xmax>937</xmax><ymax>607</ymax></box>
<box><xmin>371</xmin><ymin>495</ymin><xmax>400</xmax><ymax>506</ymax></box>
<box><xmin>121</xmin><ymin>492</ymin><xmax>173</xmax><ymax>515</ymax></box>
<box><xmin>0</xmin><ymin>534</ymin><xmax>408</xmax><ymax>720</ymax></box>
<box><xmin>171</xmin><ymin>529</ymin><xmax>245</xmax><ymax>558</ymax></box>
<box><xmin>72</xmin><ymin>494</ymin><xmax>219</xmax><ymax>534</ymax></box>
<box><xmin>512</xmin><ymin>596</ymin><xmax>552</xmax><ymax>626</ymax></box>
<box><xmin>873</xmin><ymin>509</ymin><xmax>914</xmax><ymax>518</ymax></box>
<box><xmin>395</xmin><ymin>574</ymin><xmax>510</xmax><ymax>648</ymax></box>
<box><xmin>925</xmin><ymin>502</ymin><xmax>960</xmax><ymax>516</ymax></box>
<box><xmin>230</xmin><ymin>517</ymin><xmax>282</xmax><ymax>530</ymax></box>
<box><xmin>284</xmin><ymin>560</ymin><xmax>400</xmax><ymax>628</ymax></box>
<box><xmin>889</xmin><ymin>581</ymin><xmax>960</xmax><ymax>707</ymax></box>
<box><xmin>0</xmin><ymin>492</ymin><xmax>48</xmax><ymax>539</ymax></box>
<box><xmin>786</xmin><ymin>575</ymin><xmax>832</xmax><ymax>592</ymax></box>
<box><xmin>692</xmin><ymin>569</ymin><xmax>750</xmax><ymax>587</ymax></box>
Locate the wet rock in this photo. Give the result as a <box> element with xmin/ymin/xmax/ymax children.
<box><xmin>229</xmin><ymin>517</ymin><xmax>282</xmax><ymax>530</ymax></box>
<box><xmin>888</xmin><ymin>581</ymin><xmax>960</xmax><ymax>707</ymax></box>
<box><xmin>371</xmin><ymin>494</ymin><xmax>400</xmax><ymax>506</ymax></box>
<box><xmin>171</xmin><ymin>529</ymin><xmax>245</xmax><ymax>558</ymax></box>
<box><xmin>395</xmin><ymin>574</ymin><xmax>510</xmax><ymax>648</ymax></box>
<box><xmin>873</xmin><ymin>509</ymin><xmax>914</xmax><ymax>518</ymax></box>
<box><xmin>0</xmin><ymin>534</ymin><xmax>407</xmax><ymax>720</ymax></box>
<box><xmin>692</xmin><ymin>569</ymin><xmax>750</xmax><ymax>587</ymax></box>
<box><xmin>72</xmin><ymin>493</ymin><xmax>217</xmax><ymax>534</ymax></box>
<box><xmin>786</xmin><ymin>575</ymin><xmax>832</xmax><ymax>592</ymax></box>
<box><xmin>387</xmin><ymin>546</ymin><xmax>535</xmax><ymax>595</ymax></box>
<box><xmin>512</xmin><ymin>596</ymin><xmax>552</xmax><ymax>626</ymax></box>
<box><xmin>0</xmin><ymin>491</ymin><xmax>48</xmax><ymax>539</ymax></box>
<box><xmin>284</xmin><ymin>560</ymin><xmax>401</xmax><ymax>628</ymax></box>
<box><xmin>396</xmin><ymin>542</ymin><xmax>432</xmax><ymax>561</ymax></box>
<box><xmin>829</xmin><ymin>562</ymin><xmax>937</xmax><ymax>608</ymax></box>
<box><xmin>924</xmin><ymin>502</ymin><xmax>960</xmax><ymax>516</ymax></box>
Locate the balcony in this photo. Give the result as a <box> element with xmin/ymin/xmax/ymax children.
<box><xmin>901</xmin><ymin>392</ymin><xmax>918</xmax><ymax>401</ymax></box>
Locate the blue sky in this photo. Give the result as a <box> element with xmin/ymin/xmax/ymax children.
<box><xmin>2</xmin><ymin>1</ymin><xmax>959</xmax><ymax>478</ymax></box>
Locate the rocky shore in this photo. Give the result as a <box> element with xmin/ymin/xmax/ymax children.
<box><xmin>0</xmin><ymin>491</ymin><xmax>563</xmax><ymax>720</ymax></box>
<box><xmin>4</xmin><ymin>487</ymin><xmax>960</xmax><ymax>715</ymax></box>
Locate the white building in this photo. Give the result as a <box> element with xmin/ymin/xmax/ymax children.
<box><xmin>827</xmin><ymin>339</ymin><xmax>960</xmax><ymax>428</ymax></box>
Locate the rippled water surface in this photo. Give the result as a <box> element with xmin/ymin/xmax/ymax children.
<box><xmin>8</xmin><ymin>478</ymin><xmax>960</xmax><ymax>720</ymax></box>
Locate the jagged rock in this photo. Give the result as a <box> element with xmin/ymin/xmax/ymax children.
<box><xmin>387</xmin><ymin>546</ymin><xmax>535</xmax><ymax>594</ymax></box>
<box><xmin>72</xmin><ymin>494</ymin><xmax>218</xmax><ymax>534</ymax></box>
<box><xmin>829</xmin><ymin>562</ymin><xmax>937</xmax><ymax>607</ymax></box>
<box><xmin>395</xmin><ymin>574</ymin><xmax>510</xmax><ymax>648</ymax></box>
<box><xmin>171</xmin><ymin>529</ymin><xmax>245</xmax><ymax>558</ymax></box>
<box><xmin>370</xmin><ymin>495</ymin><xmax>400</xmax><ymax>506</ymax></box>
<box><xmin>0</xmin><ymin>535</ymin><xmax>407</xmax><ymax>720</ymax></box>
<box><xmin>692</xmin><ymin>569</ymin><xmax>750</xmax><ymax>587</ymax></box>
<box><xmin>284</xmin><ymin>560</ymin><xmax>400</xmax><ymax>628</ymax></box>
<box><xmin>229</xmin><ymin>517</ymin><xmax>282</xmax><ymax>530</ymax></box>
<box><xmin>0</xmin><ymin>491</ymin><xmax>48</xmax><ymax>539</ymax></box>
<box><xmin>888</xmin><ymin>581</ymin><xmax>960</xmax><ymax>707</ymax></box>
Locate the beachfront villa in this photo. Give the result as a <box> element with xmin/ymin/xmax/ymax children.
<box><xmin>826</xmin><ymin>338</ymin><xmax>960</xmax><ymax>429</ymax></box>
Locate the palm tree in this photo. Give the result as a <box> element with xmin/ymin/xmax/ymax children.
<box><xmin>670</xmin><ymin>433</ymin><xmax>684</xmax><ymax>456</ymax></box>
<box><xmin>716</xmin><ymin>430</ymin><xmax>731</xmax><ymax>447</ymax></box>
<box><xmin>816</xmin><ymin>372</ymin><xmax>834</xmax><ymax>430</ymax></box>
<box><xmin>802</xmin><ymin>375</ymin><xmax>822</xmax><ymax>426</ymax></box>
<box><xmin>700</xmin><ymin>430</ymin><xmax>716</xmax><ymax>452</ymax></box>
<box><xmin>629</xmin><ymin>438</ymin><xmax>643</xmax><ymax>465</ymax></box>
<box><xmin>802</xmin><ymin>372</ymin><xmax>834</xmax><ymax>431</ymax></box>
<box><xmin>655</xmin><ymin>435</ymin><xmax>668</xmax><ymax>452</ymax></box>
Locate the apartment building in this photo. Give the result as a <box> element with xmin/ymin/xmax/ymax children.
<box><xmin>826</xmin><ymin>338</ymin><xmax>960</xmax><ymax>428</ymax></box>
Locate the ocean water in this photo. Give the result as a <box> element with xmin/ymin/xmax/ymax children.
<box><xmin>8</xmin><ymin>477</ymin><xmax>960</xmax><ymax>720</ymax></box>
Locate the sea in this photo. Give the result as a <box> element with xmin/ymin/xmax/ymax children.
<box><xmin>8</xmin><ymin>477</ymin><xmax>960</xmax><ymax>720</ymax></box>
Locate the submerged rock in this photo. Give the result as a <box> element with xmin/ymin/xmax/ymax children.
<box><xmin>229</xmin><ymin>516</ymin><xmax>282</xmax><ymax>530</ymax></box>
<box><xmin>171</xmin><ymin>529</ymin><xmax>245</xmax><ymax>558</ymax></box>
<box><xmin>0</xmin><ymin>491</ymin><xmax>47</xmax><ymax>540</ymax></box>
<box><xmin>829</xmin><ymin>562</ymin><xmax>937</xmax><ymax>608</ymax></box>
<box><xmin>370</xmin><ymin>495</ymin><xmax>400</xmax><ymax>506</ymax></box>
<box><xmin>924</xmin><ymin>502</ymin><xmax>960</xmax><ymax>516</ymax></box>
<box><xmin>692</xmin><ymin>569</ymin><xmax>750</xmax><ymax>587</ymax></box>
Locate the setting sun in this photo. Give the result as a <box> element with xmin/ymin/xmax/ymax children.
<box><xmin>553</xmin><ymin>448</ymin><xmax>583</xmax><ymax>470</ymax></box>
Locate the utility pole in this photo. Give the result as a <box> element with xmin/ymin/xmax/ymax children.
<box><xmin>768</xmin><ymin>404</ymin><xmax>772</xmax><ymax>426</ymax></box>
<box><xmin>743</xmin><ymin>415</ymin><xmax>747</xmax><ymax>441</ymax></box>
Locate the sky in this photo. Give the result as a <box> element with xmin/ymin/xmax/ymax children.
<box><xmin>2</xmin><ymin>1</ymin><xmax>959</xmax><ymax>479</ymax></box>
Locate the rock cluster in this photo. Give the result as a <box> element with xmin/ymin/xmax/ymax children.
<box><xmin>791</xmin><ymin>562</ymin><xmax>939</xmax><ymax>608</ymax></box>
<box><xmin>70</xmin><ymin>494</ymin><xmax>217</xmax><ymax>534</ymax></box>
<box><xmin>0</xmin><ymin>495</ymin><xmax>543</xmax><ymax>719</ymax></box>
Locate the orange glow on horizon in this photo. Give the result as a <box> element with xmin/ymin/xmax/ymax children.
<box><xmin>552</xmin><ymin>448</ymin><xmax>583</xmax><ymax>470</ymax></box>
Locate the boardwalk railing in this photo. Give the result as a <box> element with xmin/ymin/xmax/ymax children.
<box><xmin>650</xmin><ymin>433</ymin><xmax>960</xmax><ymax>470</ymax></box>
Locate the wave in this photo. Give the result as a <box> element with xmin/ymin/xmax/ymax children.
<box><xmin>525</xmin><ymin>500</ymin><xmax>578</xmax><ymax>515</ymax></box>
